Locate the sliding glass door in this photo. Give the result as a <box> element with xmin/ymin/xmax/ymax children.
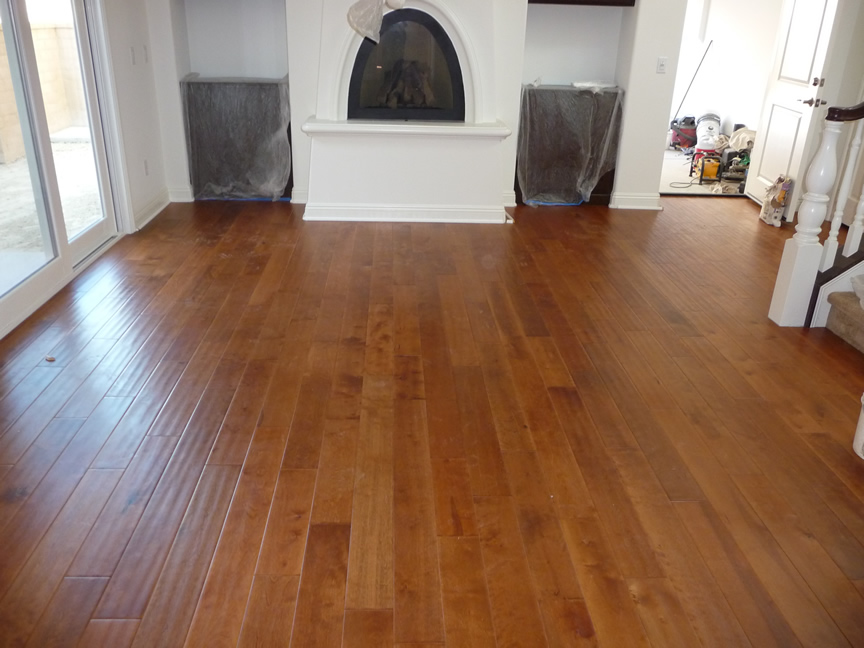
<box><xmin>0</xmin><ymin>0</ymin><xmax>116</xmax><ymax>329</ymax></box>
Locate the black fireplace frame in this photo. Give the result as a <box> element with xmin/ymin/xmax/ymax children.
<box><xmin>348</xmin><ymin>9</ymin><xmax>465</xmax><ymax>121</ymax></box>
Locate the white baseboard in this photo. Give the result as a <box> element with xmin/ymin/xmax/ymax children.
<box><xmin>168</xmin><ymin>185</ymin><xmax>194</xmax><ymax>202</ymax></box>
<box><xmin>292</xmin><ymin>187</ymin><xmax>309</xmax><ymax>204</ymax></box>
<box><xmin>134</xmin><ymin>191</ymin><xmax>170</xmax><ymax>230</ymax></box>
<box><xmin>303</xmin><ymin>203</ymin><xmax>508</xmax><ymax>224</ymax></box>
<box><xmin>609</xmin><ymin>192</ymin><xmax>663</xmax><ymax>211</ymax></box>
<box><xmin>502</xmin><ymin>190</ymin><xmax>517</xmax><ymax>208</ymax></box>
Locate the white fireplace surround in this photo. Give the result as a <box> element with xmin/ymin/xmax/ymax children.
<box><xmin>295</xmin><ymin>0</ymin><xmax>526</xmax><ymax>223</ymax></box>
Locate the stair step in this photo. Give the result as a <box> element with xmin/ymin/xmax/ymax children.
<box><xmin>827</xmin><ymin>292</ymin><xmax>864</xmax><ymax>354</ymax></box>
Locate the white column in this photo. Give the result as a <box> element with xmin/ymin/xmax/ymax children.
<box><xmin>854</xmin><ymin>393</ymin><xmax>864</xmax><ymax>460</ymax></box>
<box><xmin>823</xmin><ymin>120</ymin><xmax>862</xmax><ymax>269</ymax></box>
<box><xmin>769</xmin><ymin>120</ymin><xmax>843</xmax><ymax>326</ymax></box>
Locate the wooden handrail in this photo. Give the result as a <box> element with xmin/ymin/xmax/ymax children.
<box><xmin>827</xmin><ymin>101</ymin><xmax>864</xmax><ymax>122</ymax></box>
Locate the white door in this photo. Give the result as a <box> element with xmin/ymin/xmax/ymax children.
<box><xmin>745</xmin><ymin>0</ymin><xmax>838</xmax><ymax>213</ymax></box>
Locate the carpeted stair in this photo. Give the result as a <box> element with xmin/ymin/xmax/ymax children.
<box><xmin>827</xmin><ymin>292</ymin><xmax>864</xmax><ymax>354</ymax></box>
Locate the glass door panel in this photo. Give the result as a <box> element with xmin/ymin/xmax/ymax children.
<box><xmin>0</xmin><ymin>14</ymin><xmax>56</xmax><ymax>298</ymax></box>
<box><xmin>25</xmin><ymin>0</ymin><xmax>113</xmax><ymax>251</ymax></box>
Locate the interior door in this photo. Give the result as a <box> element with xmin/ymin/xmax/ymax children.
<box><xmin>745</xmin><ymin>0</ymin><xmax>838</xmax><ymax>213</ymax></box>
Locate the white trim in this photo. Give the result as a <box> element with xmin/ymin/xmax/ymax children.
<box><xmin>291</xmin><ymin>187</ymin><xmax>309</xmax><ymax>204</ymax></box>
<box><xmin>609</xmin><ymin>192</ymin><xmax>664</xmax><ymax>211</ymax></box>
<box><xmin>502</xmin><ymin>190</ymin><xmax>517</xmax><ymax>208</ymax></box>
<box><xmin>811</xmin><ymin>264</ymin><xmax>864</xmax><ymax>327</ymax></box>
<box><xmin>134</xmin><ymin>191</ymin><xmax>170</xmax><ymax>230</ymax></box>
<box><xmin>169</xmin><ymin>186</ymin><xmax>194</xmax><ymax>203</ymax></box>
<box><xmin>303</xmin><ymin>203</ymin><xmax>508</xmax><ymax>224</ymax></box>
<box><xmin>302</xmin><ymin>118</ymin><xmax>511</xmax><ymax>139</ymax></box>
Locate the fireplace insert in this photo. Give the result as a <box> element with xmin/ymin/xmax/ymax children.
<box><xmin>348</xmin><ymin>9</ymin><xmax>465</xmax><ymax>121</ymax></box>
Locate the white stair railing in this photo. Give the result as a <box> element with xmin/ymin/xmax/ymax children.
<box><xmin>768</xmin><ymin>120</ymin><xmax>842</xmax><ymax>326</ymax></box>
<box><xmin>822</xmin><ymin>120</ymin><xmax>863</xmax><ymax>270</ymax></box>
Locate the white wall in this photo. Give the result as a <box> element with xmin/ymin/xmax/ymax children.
<box><xmin>522</xmin><ymin>5</ymin><xmax>622</xmax><ymax>85</ymax></box>
<box><xmin>670</xmin><ymin>0</ymin><xmax>784</xmax><ymax>134</ymax></box>
<box><xmin>146</xmin><ymin>0</ymin><xmax>192</xmax><ymax>202</ymax></box>
<box><xmin>611</xmin><ymin>0</ymin><xmax>688</xmax><ymax>210</ymax></box>
<box><xmin>184</xmin><ymin>0</ymin><xmax>288</xmax><ymax>78</ymax></box>
<box><xmin>103</xmin><ymin>0</ymin><xmax>169</xmax><ymax>225</ymax></box>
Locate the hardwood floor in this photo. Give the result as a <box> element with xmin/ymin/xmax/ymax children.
<box><xmin>1</xmin><ymin>197</ymin><xmax>863</xmax><ymax>647</ymax></box>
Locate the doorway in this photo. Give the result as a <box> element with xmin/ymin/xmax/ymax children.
<box><xmin>0</xmin><ymin>0</ymin><xmax>117</xmax><ymax>331</ymax></box>
<box><xmin>660</xmin><ymin>0</ymin><xmax>785</xmax><ymax>197</ymax></box>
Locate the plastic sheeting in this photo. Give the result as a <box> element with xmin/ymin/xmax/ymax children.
<box><xmin>348</xmin><ymin>0</ymin><xmax>384</xmax><ymax>42</ymax></box>
<box><xmin>517</xmin><ymin>84</ymin><xmax>623</xmax><ymax>206</ymax></box>
<box><xmin>182</xmin><ymin>75</ymin><xmax>291</xmax><ymax>200</ymax></box>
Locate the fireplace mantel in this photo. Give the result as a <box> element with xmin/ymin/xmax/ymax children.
<box><xmin>302</xmin><ymin>118</ymin><xmax>511</xmax><ymax>139</ymax></box>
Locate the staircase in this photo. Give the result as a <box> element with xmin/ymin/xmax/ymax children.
<box><xmin>767</xmin><ymin>100</ymin><xmax>864</xmax><ymax>459</ymax></box>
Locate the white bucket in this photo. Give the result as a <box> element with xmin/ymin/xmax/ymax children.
<box><xmin>696</xmin><ymin>113</ymin><xmax>721</xmax><ymax>150</ymax></box>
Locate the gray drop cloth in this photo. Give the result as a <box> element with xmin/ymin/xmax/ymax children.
<box><xmin>182</xmin><ymin>75</ymin><xmax>291</xmax><ymax>200</ymax></box>
<box><xmin>517</xmin><ymin>84</ymin><xmax>623</xmax><ymax>206</ymax></box>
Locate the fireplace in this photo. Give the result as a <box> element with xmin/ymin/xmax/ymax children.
<box><xmin>348</xmin><ymin>9</ymin><xmax>465</xmax><ymax>121</ymax></box>
<box><xmin>290</xmin><ymin>0</ymin><xmax>527</xmax><ymax>223</ymax></box>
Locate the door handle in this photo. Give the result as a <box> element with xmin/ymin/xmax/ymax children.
<box><xmin>798</xmin><ymin>98</ymin><xmax>826</xmax><ymax>107</ymax></box>
<box><xmin>800</xmin><ymin>98</ymin><xmax>815</xmax><ymax>106</ymax></box>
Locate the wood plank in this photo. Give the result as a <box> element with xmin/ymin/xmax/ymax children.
<box><xmin>77</xmin><ymin>620</ymin><xmax>139</xmax><ymax>648</ymax></box>
<box><xmin>476</xmin><ymin>342</ymin><xmax>535</xmax><ymax>454</ymax></box>
<box><xmin>0</xmin><ymin>366</ymin><xmax>61</xmax><ymax>434</ymax></box>
<box><xmin>346</xmin><ymin>406</ymin><xmax>394</xmax><ymax>609</ymax></box>
<box><xmin>525</xmin><ymin>337</ymin><xmax>574</xmax><ymax>388</ymax></box>
<box><xmin>282</xmin><ymin>344</ymin><xmax>336</xmax><ymax>470</ymax></box>
<box><xmin>610</xmin><ymin>446</ymin><xmax>752</xmax><ymax>647</ymax></box>
<box><xmin>342</xmin><ymin>609</ymin><xmax>394</xmax><ymax>648</ymax></box>
<box><xmin>417</xmin><ymin>276</ymin><xmax>464</xmax><ymax>459</ymax></box>
<box><xmin>237</xmin><ymin>575</ymin><xmax>301</xmax><ymax>648</ymax></box>
<box><xmin>256</xmin><ymin>468</ymin><xmax>317</xmax><ymax>576</ymax></box>
<box><xmin>365</xmin><ymin>304</ymin><xmax>395</xmax><ymax>376</ymax></box>
<box><xmin>310</xmin><ymin>420</ymin><xmax>359</xmax><ymax>526</ymax></box>
<box><xmin>68</xmin><ymin>435</ymin><xmax>178</xmax><ymax>577</ymax></box>
<box><xmin>289</xmin><ymin>524</ymin><xmax>351</xmax><ymax>647</ymax></box>
<box><xmin>0</xmin><ymin>468</ymin><xmax>121</xmax><ymax>644</ymax></box>
<box><xmin>627</xmin><ymin>578</ymin><xmax>703</xmax><ymax>648</ymax></box>
<box><xmin>474</xmin><ymin>496</ymin><xmax>549</xmax><ymax>647</ymax></box>
<box><xmin>183</xmin><ymin>427</ymin><xmax>287</xmax><ymax>646</ymax></box>
<box><xmin>501</xmin><ymin>336</ymin><xmax>597</xmax><ymax>507</ymax></box>
<box><xmin>431</xmin><ymin>458</ymin><xmax>476</xmax><ymax>537</ymax></box>
<box><xmin>438</xmin><ymin>536</ymin><xmax>496</xmax><ymax>648</ymax></box>
<box><xmin>557</xmin><ymin>507</ymin><xmax>651</xmax><ymax>648</ymax></box>
<box><xmin>93</xmin><ymin>377</ymin><xmax>233</xmax><ymax>618</ymax></box>
<box><xmin>437</xmin><ymin>275</ymin><xmax>479</xmax><ymax>366</ymax></box>
<box><xmin>89</xmin><ymin>359</ymin><xmax>185</xmax><ymax>469</ymax></box>
<box><xmin>393</xmin><ymin>285</ymin><xmax>421</xmax><ymax>357</ymax></box>
<box><xmin>735</xmin><ymin>473</ymin><xmax>864</xmax><ymax>645</ymax></box>
<box><xmin>393</xmin><ymin>401</ymin><xmax>444</xmax><ymax>643</ymax></box>
<box><xmin>24</xmin><ymin>577</ymin><xmax>107</xmax><ymax>648</ymax></box>
<box><xmin>132</xmin><ymin>464</ymin><xmax>239</xmax><ymax>648</ymax></box>
<box><xmin>547</xmin><ymin>387</ymin><xmax>664</xmax><ymax>578</ymax></box>
<box><xmin>0</xmin><ymin>417</ymin><xmax>83</xmax><ymax>531</ymax></box>
<box><xmin>0</xmin><ymin>337</ymin><xmax>114</xmax><ymax>463</ymax></box>
<box><xmin>452</xmin><ymin>367</ymin><xmax>509</xmax><ymax>497</ymax></box>
<box><xmin>674</xmin><ymin>500</ymin><xmax>802</xmax><ymax>648</ymax></box>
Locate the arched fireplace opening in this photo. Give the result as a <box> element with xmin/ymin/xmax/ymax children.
<box><xmin>348</xmin><ymin>9</ymin><xmax>465</xmax><ymax>121</ymax></box>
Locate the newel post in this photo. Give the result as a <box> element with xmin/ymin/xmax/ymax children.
<box><xmin>855</xmin><ymin>393</ymin><xmax>864</xmax><ymax>460</ymax></box>
<box><xmin>769</xmin><ymin>120</ymin><xmax>843</xmax><ymax>326</ymax></box>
